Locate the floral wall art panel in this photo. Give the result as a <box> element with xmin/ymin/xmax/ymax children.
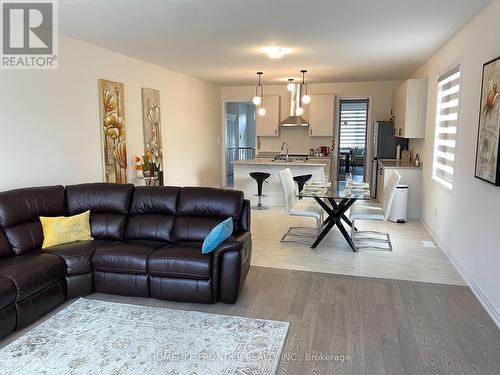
<box><xmin>98</xmin><ymin>79</ymin><xmax>127</xmax><ymax>183</ymax></box>
<box><xmin>475</xmin><ymin>56</ymin><xmax>500</xmax><ymax>185</ymax></box>
<box><xmin>141</xmin><ymin>88</ymin><xmax>163</xmax><ymax>185</ymax></box>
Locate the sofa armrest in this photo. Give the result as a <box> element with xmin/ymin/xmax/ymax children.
<box><xmin>212</xmin><ymin>232</ymin><xmax>251</xmax><ymax>256</ymax></box>
<box><xmin>212</xmin><ymin>231</ymin><xmax>252</xmax><ymax>304</ymax></box>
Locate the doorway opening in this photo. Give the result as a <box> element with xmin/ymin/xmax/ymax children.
<box><xmin>225</xmin><ymin>102</ymin><xmax>256</xmax><ymax>187</ymax></box>
<box><xmin>337</xmin><ymin>99</ymin><xmax>369</xmax><ymax>182</ymax></box>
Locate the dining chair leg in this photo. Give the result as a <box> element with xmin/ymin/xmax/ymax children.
<box><xmin>351</xmin><ymin>220</ymin><xmax>393</xmax><ymax>252</ymax></box>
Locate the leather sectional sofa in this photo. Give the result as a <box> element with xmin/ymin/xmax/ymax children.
<box><xmin>0</xmin><ymin>183</ymin><xmax>251</xmax><ymax>339</ymax></box>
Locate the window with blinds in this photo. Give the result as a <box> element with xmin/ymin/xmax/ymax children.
<box><xmin>339</xmin><ymin>99</ymin><xmax>369</xmax><ymax>149</ymax></box>
<box><xmin>432</xmin><ymin>65</ymin><xmax>461</xmax><ymax>189</ymax></box>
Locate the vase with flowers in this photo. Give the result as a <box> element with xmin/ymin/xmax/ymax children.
<box><xmin>134</xmin><ymin>152</ymin><xmax>158</xmax><ymax>185</ymax></box>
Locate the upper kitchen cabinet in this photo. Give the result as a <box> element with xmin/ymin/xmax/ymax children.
<box><xmin>308</xmin><ymin>94</ymin><xmax>335</xmax><ymax>136</ymax></box>
<box><xmin>392</xmin><ymin>78</ymin><xmax>428</xmax><ymax>138</ymax></box>
<box><xmin>256</xmin><ymin>95</ymin><xmax>280</xmax><ymax>136</ymax></box>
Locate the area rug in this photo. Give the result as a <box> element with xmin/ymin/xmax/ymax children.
<box><xmin>0</xmin><ymin>298</ymin><xmax>289</xmax><ymax>374</ymax></box>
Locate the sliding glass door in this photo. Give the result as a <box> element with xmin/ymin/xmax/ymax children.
<box><xmin>338</xmin><ymin>99</ymin><xmax>369</xmax><ymax>182</ymax></box>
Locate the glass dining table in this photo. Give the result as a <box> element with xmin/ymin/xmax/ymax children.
<box><xmin>298</xmin><ymin>181</ymin><xmax>371</xmax><ymax>251</ymax></box>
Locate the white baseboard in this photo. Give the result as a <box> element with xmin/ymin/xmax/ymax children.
<box><xmin>421</xmin><ymin>220</ymin><xmax>500</xmax><ymax>329</ymax></box>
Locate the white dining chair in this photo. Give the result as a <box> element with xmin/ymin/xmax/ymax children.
<box><xmin>278</xmin><ymin>168</ymin><xmax>324</xmax><ymax>244</ymax></box>
<box><xmin>349</xmin><ymin>170</ymin><xmax>401</xmax><ymax>251</ymax></box>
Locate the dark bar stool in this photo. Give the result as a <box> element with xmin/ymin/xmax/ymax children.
<box><xmin>249</xmin><ymin>172</ymin><xmax>271</xmax><ymax>210</ymax></box>
<box><xmin>293</xmin><ymin>174</ymin><xmax>312</xmax><ymax>193</ymax></box>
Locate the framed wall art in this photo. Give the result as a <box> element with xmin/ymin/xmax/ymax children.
<box><xmin>141</xmin><ymin>88</ymin><xmax>163</xmax><ymax>185</ymax></box>
<box><xmin>475</xmin><ymin>56</ymin><xmax>500</xmax><ymax>185</ymax></box>
<box><xmin>98</xmin><ymin>79</ymin><xmax>128</xmax><ymax>184</ymax></box>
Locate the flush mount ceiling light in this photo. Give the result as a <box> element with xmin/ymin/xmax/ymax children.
<box><xmin>300</xmin><ymin>69</ymin><xmax>311</xmax><ymax>104</ymax></box>
<box><xmin>262</xmin><ymin>47</ymin><xmax>291</xmax><ymax>59</ymax></box>
<box><xmin>287</xmin><ymin>78</ymin><xmax>295</xmax><ymax>92</ymax></box>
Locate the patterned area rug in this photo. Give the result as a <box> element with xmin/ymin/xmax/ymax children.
<box><xmin>0</xmin><ymin>298</ymin><xmax>289</xmax><ymax>374</ymax></box>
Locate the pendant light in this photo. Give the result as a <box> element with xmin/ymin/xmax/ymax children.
<box><xmin>300</xmin><ymin>69</ymin><xmax>311</xmax><ymax>104</ymax></box>
<box><xmin>287</xmin><ymin>78</ymin><xmax>295</xmax><ymax>92</ymax></box>
<box><xmin>252</xmin><ymin>72</ymin><xmax>263</xmax><ymax>106</ymax></box>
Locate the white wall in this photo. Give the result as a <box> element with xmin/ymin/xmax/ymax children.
<box><xmin>410</xmin><ymin>0</ymin><xmax>500</xmax><ymax>325</ymax></box>
<box><xmin>221</xmin><ymin>81</ymin><xmax>400</xmax><ymax>181</ymax></box>
<box><xmin>0</xmin><ymin>34</ymin><xmax>222</xmax><ymax>191</ymax></box>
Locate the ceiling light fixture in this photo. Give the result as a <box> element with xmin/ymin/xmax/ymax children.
<box><xmin>253</xmin><ymin>72</ymin><xmax>266</xmax><ymax>116</ymax></box>
<box><xmin>287</xmin><ymin>78</ymin><xmax>295</xmax><ymax>92</ymax></box>
<box><xmin>300</xmin><ymin>69</ymin><xmax>311</xmax><ymax>104</ymax></box>
<box><xmin>262</xmin><ymin>47</ymin><xmax>291</xmax><ymax>59</ymax></box>
<box><xmin>252</xmin><ymin>72</ymin><xmax>263</xmax><ymax>106</ymax></box>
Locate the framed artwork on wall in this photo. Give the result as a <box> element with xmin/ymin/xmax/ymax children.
<box><xmin>98</xmin><ymin>79</ymin><xmax>128</xmax><ymax>183</ymax></box>
<box><xmin>475</xmin><ymin>56</ymin><xmax>500</xmax><ymax>185</ymax></box>
<box><xmin>141</xmin><ymin>88</ymin><xmax>163</xmax><ymax>185</ymax></box>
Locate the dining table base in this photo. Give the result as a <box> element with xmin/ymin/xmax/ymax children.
<box><xmin>311</xmin><ymin>197</ymin><xmax>358</xmax><ymax>251</ymax></box>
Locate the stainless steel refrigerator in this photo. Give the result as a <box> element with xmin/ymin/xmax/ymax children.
<box><xmin>371</xmin><ymin>122</ymin><xmax>406</xmax><ymax>198</ymax></box>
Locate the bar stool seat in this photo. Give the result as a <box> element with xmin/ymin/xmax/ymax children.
<box><xmin>293</xmin><ymin>174</ymin><xmax>312</xmax><ymax>193</ymax></box>
<box><xmin>249</xmin><ymin>172</ymin><xmax>271</xmax><ymax>210</ymax></box>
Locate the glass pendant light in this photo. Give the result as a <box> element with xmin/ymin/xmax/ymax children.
<box><xmin>252</xmin><ymin>72</ymin><xmax>263</xmax><ymax>106</ymax></box>
<box><xmin>287</xmin><ymin>78</ymin><xmax>295</xmax><ymax>92</ymax></box>
<box><xmin>258</xmin><ymin>107</ymin><xmax>266</xmax><ymax>116</ymax></box>
<box><xmin>300</xmin><ymin>69</ymin><xmax>311</xmax><ymax>104</ymax></box>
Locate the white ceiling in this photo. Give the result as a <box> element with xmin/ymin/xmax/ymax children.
<box><xmin>60</xmin><ymin>0</ymin><xmax>491</xmax><ymax>86</ymax></box>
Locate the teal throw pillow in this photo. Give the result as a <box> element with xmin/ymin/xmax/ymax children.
<box><xmin>202</xmin><ymin>218</ymin><xmax>233</xmax><ymax>254</ymax></box>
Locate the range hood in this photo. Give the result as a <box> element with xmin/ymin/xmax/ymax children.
<box><xmin>280</xmin><ymin>84</ymin><xmax>309</xmax><ymax>127</ymax></box>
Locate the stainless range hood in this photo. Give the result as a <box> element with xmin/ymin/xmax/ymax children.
<box><xmin>280</xmin><ymin>84</ymin><xmax>309</xmax><ymax>127</ymax></box>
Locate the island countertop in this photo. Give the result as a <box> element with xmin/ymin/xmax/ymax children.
<box><xmin>232</xmin><ymin>159</ymin><xmax>327</xmax><ymax>206</ymax></box>
<box><xmin>232</xmin><ymin>159</ymin><xmax>329</xmax><ymax>167</ymax></box>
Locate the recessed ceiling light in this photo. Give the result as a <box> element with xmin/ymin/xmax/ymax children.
<box><xmin>262</xmin><ymin>47</ymin><xmax>291</xmax><ymax>59</ymax></box>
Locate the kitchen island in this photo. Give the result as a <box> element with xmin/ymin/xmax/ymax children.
<box><xmin>233</xmin><ymin>159</ymin><xmax>328</xmax><ymax>206</ymax></box>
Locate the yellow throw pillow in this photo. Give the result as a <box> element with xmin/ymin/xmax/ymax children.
<box><xmin>40</xmin><ymin>210</ymin><xmax>93</xmax><ymax>249</ymax></box>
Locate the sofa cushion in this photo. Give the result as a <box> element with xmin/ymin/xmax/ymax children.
<box><xmin>93</xmin><ymin>240</ymin><xmax>166</xmax><ymax>275</ymax></box>
<box><xmin>65</xmin><ymin>183</ymin><xmax>134</xmax><ymax>241</ymax></box>
<box><xmin>0</xmin><ymin>276</ymin><xmax>16</xmax><ymax>310</ymax></box>
<box><xmin>0</xmin><ymin>252</ymin><xmax>65</xmax><ymax>300</ymax></box>
<box><xmin>44</xmin><ymin>240</ymin><xmax>107</xmax><ymax>275</ymax></box>
<box><xmin>0</xmin><ymin>231</ymin><xmax>14</xmax><ymax>259</ymax></box>
<box><xmin>173</xmin><ymin>187</ymin><xmax>243</xmax><ymax>242</ymax></box>
<box><xmin>125</xmin><ymin>186</ymin><xmax>180</xmax><ymax>242</ymax></box>
<box><xmin>0</xmin><ymin>186</ymin><xmax>66</xmax><ymax>255</ymax></box>
<box><xmin>148</xmin><ymin>243</ymin><xmax>212</xmax><ymax>280</ymax></box>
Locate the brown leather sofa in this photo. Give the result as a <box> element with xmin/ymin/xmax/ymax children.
<box><xmin>0</xmin><ymin>183</ymin><xmax>251</xmax><ymax>339</ymax></box>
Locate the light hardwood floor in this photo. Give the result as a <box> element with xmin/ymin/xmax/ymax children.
<box><xmin>2</xmin><ymin>267</ymin><xmax>498</xmax><ymax>374</ymax></box>
<box><xmin>251</xmin><ymin>206</ymin><xmax>465</xmax><ymax>285</ymax></box>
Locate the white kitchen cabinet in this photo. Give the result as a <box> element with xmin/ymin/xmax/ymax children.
<box><xmin>392</xmin><ymin>79</ymin><xmax>428</xmax><ymax>138</ymax></box>
<box><xmin>256</xmin><ymin>95</ymin><xmax>280</xmax><ymax>137</ymax></box>
<box><xmin>377</xmin><ymin>162</ymin><xmax>422</xmax><ymax>219</ymax></box>
<box><xmin>307</xmin><ymin>94</ymin><xmax>335</xmax><ymax>137</ymax></box>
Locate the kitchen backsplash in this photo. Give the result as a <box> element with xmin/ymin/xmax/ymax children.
<box><xmin>258</xmin><ymin>126</ymin><xmax>333</xmax><ymax>154</ymax></box>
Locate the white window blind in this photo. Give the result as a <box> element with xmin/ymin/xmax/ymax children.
<box><xmin>432</xmin><ymin>65</ymin><xmax>461</xmax><ymax>189</ymax></box>
<box><xmin>340</xmin><ymin>100</ymin><xmax>368</xmax><ymax>149</ymax></box>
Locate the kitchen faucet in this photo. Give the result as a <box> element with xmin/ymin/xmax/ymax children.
<box><xmin>281</xmin><ymin>142</ymin><xmax>289</xmax><ymax>162</ymax></box>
